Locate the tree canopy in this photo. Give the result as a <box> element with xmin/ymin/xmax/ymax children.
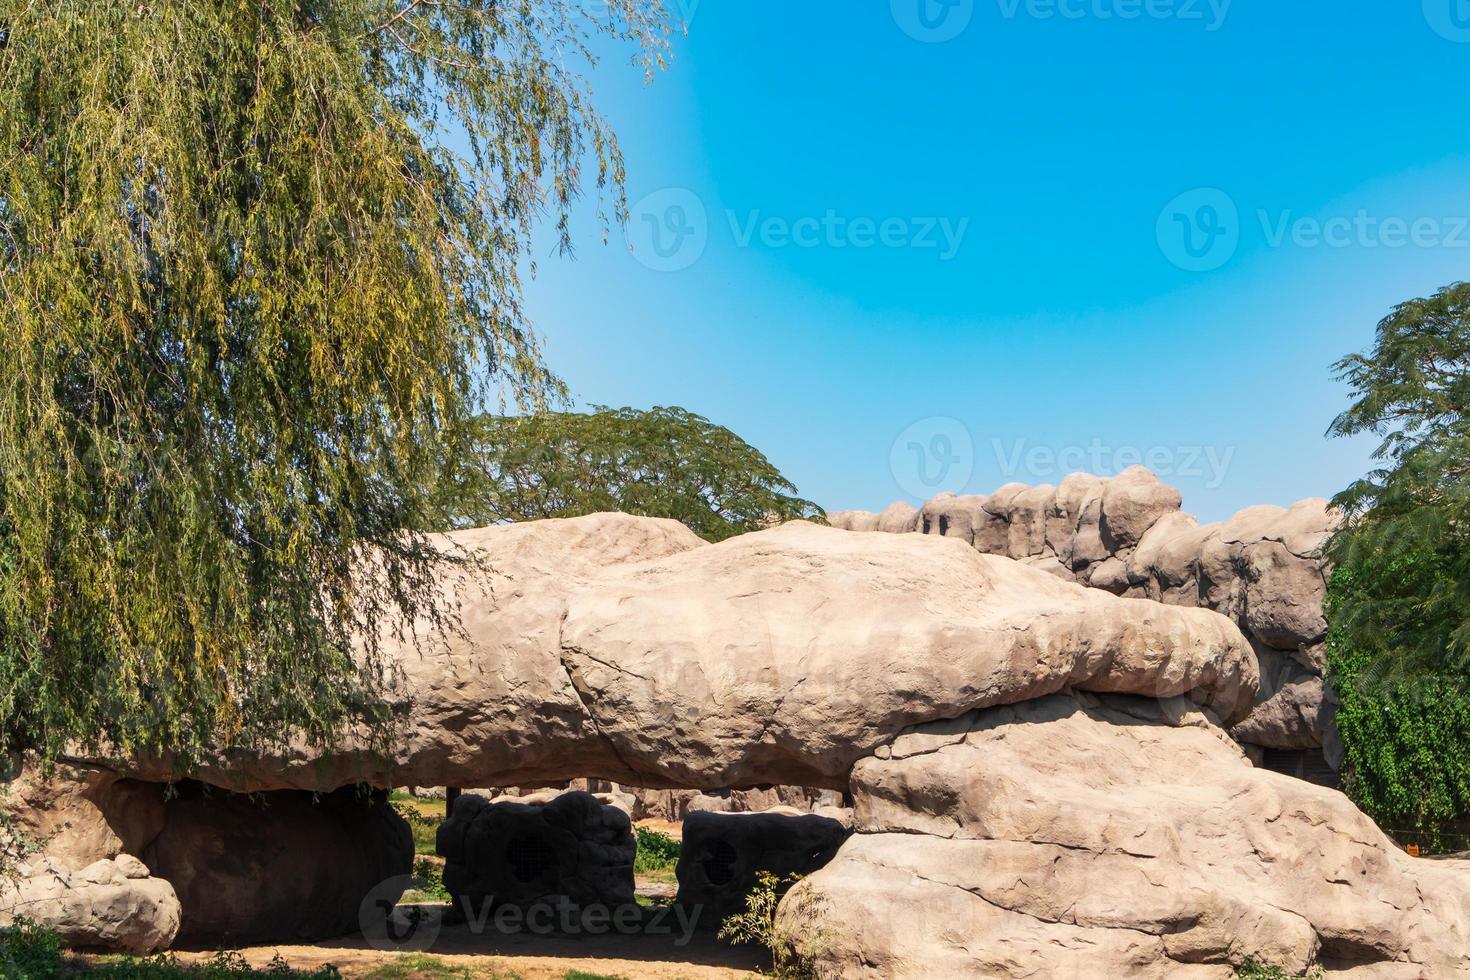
<box><xmin>434</xmin><ymin>406</ymin><xmax>825</xmax><ymax>541</ymax></box>
<box><xmin>1326</xmin><ymin>280</ymin><xmax>1470</xmax><ymax>848</ymax></box>
<box><xmin>0</xmin><ymin>1</ymin><xmax>671</xmax><ymax>766</ymax></box>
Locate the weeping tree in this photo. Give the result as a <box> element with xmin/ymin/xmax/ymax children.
<box><xmin>435</xmin><ymin>406</ymin><xmax>825</xmax><ymax>541</ymax></box>
<box><xmin>0</xmin><ymin>1</ymin><xmax>673</xmax><ymax>767</ymax></box>
<box><xmin>1326</xmin><ymin>281</ymin><xmax>1470</xmax><ymax>847</ymax></box>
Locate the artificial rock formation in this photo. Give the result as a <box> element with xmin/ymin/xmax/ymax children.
<box><xmin>675</xmin><ymin>809</ymin><xmax>850</xmax><ymax>923</ymax></box>
<box><xmin>829</xmin><ymin>468</ymin><xmax>1338</xmax><ymax>760</ymax></box>
<box><xmin>0</xmin><ymin>763</ymin><xmax>180</xmax><ymax>952</ymax></box>
<box><xmin>113</xmin><ymin>514</ymin><xmax>1257</xmax><ymax>793</ymax></box>
<box><xmin>11</xmin><ymin>507</ymin><xmax>1465</xmax><ymax>973</ymax></box>
<box><xmin>778</xmin><ymin>693</ymin><xmax>1470</xmax><ymax>978</ymax></box>
<box><xmin>437</xmin><ymin>791</ymin><xmax>636</xmax><ymax>915</ymax></box>
<box><xmin>0</xmin><ymin>763</ymin><xmax>409</xmax><ymax>951</ymax></box>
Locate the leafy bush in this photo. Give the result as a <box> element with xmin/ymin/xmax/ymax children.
<box><xmin>401</xmin><ymin>857</ymin><xmax>452</xmax><ymax>904</ymax></box>
<box><xmin>718</xmin><ymin>871</ymin><xmax>828</xmax><ymax>980</ymax></box>
<box><xmin>633</xmin><ymin>826</ymin><xmax>681</xmax><ymax>875</ymax></box>
<box><xmin>1328</xmin><ymin>555</ymin><xmax>1470</xmax><ymax>851</ymax></box>
<box><xmin>0</xmin><ymin>919</ymin><xmax>63</xmax><ymax>980</ymax></box>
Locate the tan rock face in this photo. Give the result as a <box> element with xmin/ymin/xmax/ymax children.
<box><xmin>559</xmin><ymin>522</ymin><xmax>1257</xmax><ymax>790</ymax></box>
<box><xmin>108</xmin><ymin>515</ymin><xmax>1255</xmax><ymax>795</ymax></box>
<box><xmin>781</xmin><ymin>693</ymin><xmax>1470</xmax><ymax>978</ymax></box>
<box><xmin>843</xmin><ymin>472</ymin><xmax>1340</xmax><ymax>752</ymax></box>
<box><xmin>1</xmin><ymin>762</ymin><xmax>180</xmax><ymax>953</ymax></box>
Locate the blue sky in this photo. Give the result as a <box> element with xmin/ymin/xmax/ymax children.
<box><xmin>520</xmin><ymin>0</ymin><xmax>1470</xmax><ymax>522</ymax></box>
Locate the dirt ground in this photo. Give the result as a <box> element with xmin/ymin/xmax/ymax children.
<box><xmin>166</xmin><ymin>919</ymin><xmax>764</xmax><ymax>979</ymax></box>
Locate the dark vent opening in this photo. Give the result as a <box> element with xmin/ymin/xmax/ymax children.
<box><xmin>701</xmin><ymin>839</ymin><xmax>739</xmax><ymax>887</ymax></box>
<box><xmin>505</xmin><ymin>835</ymin><xmax>555</xmax><ymax>883</ymax></box>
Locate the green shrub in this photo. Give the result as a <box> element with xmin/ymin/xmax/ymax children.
<box><xmin>0</xmin><ymin>919</ymin><xmax>64</xmax><ymax>980</ymax></box>
<box><xmin>718</xmin><ymin>871</ymin><xmax>830</xmax><ymax>980</ymax></box>
<box><xmin>1327</xmin><ymin>554</ymin><xmax>1470</xmax><ymax>852</ymax></box>
<box><xmin>633</xmin><ymin>826</ymin><xmax>681</xmax><ymax>875</ymax></box>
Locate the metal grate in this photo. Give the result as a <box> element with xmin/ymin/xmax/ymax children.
<box><xmin>505</xmin><ymin>835</ymin><xmax>556</xmax><ymax>883</ymax></box>
<box><xmin>701</xmin><ymin>839</ymin><xmax>739</xmax><ymax>887</ymax></box>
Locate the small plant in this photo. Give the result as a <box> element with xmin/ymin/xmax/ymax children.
<box><xmin>718</xmin><ymin>871</ymin><xmax>829</xmax><ymax>980</ymax></box>
<box><xmin>1235</xmin><ymin>958</ymin><xmax>1326</xmax><ymax>979</ymax></box>
<box><xmin>633</xmin><ymin>826</ymin><xmax>681</xmax><ymax>875</ymax></box>
<box><xmin>400</xmin><ymin>857</ymin><xmax>451</xmax><ymax>904</ymax></box>
<box><xmin>390</xmin><ymin>798</ymin><xmax>443</xmax><ymax>858</ymax></box>
<box><xmin>0</xmin><ymin>918</ymin><xmax>64</xmax><ymax>980</ymax></box>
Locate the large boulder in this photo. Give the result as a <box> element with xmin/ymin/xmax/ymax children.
<box><xmin>437</xmin><ymin>791</ymin><xmax>635</xmax><ymax>915</ymax></box>
<box><xmin>780</xmin><ymin>693</ymin><xmax>1470</xmax><ymax>978</ymax></box>
<box><xmin>675</xmin><ymin>810</ymin><xmax>850</xmax><ymax>924</ymax></box>
<box><xmin>1</xmin><ymin>762</ymin><xmax>179</xmax><ymax>953</ymax></box>
<box><xmin>1</xmin><ymin>855</ymin><xmax>180</xmax><ymax>954</ymax></box>
<box><xmin>559</xmin><ymin>522</ymin><xmax>1258</xmax><ymax>789</ymax></box>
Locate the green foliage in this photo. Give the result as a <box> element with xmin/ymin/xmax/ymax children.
<box><xmin>1234</xmin><ymin>959</ymin><xmax>1324</xmax><ymax>979</ymax></box>
<box><xmin>0</xmin><ymin>2</ymin><xmax>671</xmax><ymax>766</ymax></box>
<box><xmin>0</xmin><ymin>922</ymin><xmax>343</xmax><ymax>977</ymax></box>
<box><xmin>1326</xmin><ymin>281</ymin><xmax>1470</xmax><ymax>680</ymax></box>
<box><xmin>633</xmin><ymin>825</ymin><xmax>680</xmax><ymax>875</ymax></box>
<box><xmin>401</xmin><ymin>856</ymin><xmax>451</xmax><ymax>904</ymax></box>
<box><xmin>718</xmin><ymin>871</ymin><xmax>826</xmax><ymax>980</ymax></box>
<box><xmin>434</xmin><ymin>407</ymin><xmax>825</xmax><ymax>541</ymax></box>
<box><xmin>0</xmin><ymin>918</ymin><xmax>63</xmax><ymax>980</ymax></box>
<box><xmin>1327</xmin><ymin>556</ymin><xmax>1470</xmax><ymax>849</ymax></box>
<box><xmin>1325</xmin><ymin>281</ymin><xmax>1470</xmax><ymax>845</ymax></box>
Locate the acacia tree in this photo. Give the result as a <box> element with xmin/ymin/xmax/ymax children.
<box><xmin>1326</xmin><ymin>281</ymin><xmax>1470</xmax><ymax>846</ymax></box>
<box><xmin>435</xmin><ymin>407</ymin><xmax>825</xmax><ymax>541</ymax></box>
<box><xmin>0</xmin><ymin>1</ymin><xmax>671</xmax><ymax>766</ymax></box>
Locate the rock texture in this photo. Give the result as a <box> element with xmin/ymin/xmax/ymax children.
<box><xmin>111</xmin><ymin>514</ymin><xmax>1257</xmax><ymax>794</ymax></box>
<box><xmin>1</xmin><ymin>762</ymin><xmax>180</xmax><ymax>952</ymax></box>
<box><xmin>675</xmin><ymin>809</ymin><xmax>850</xmax><ymax>923</ymax></box>
<box><xmin>558</xmin><ymin>521</ymin><xmax>1257</xmax><ymax>789</ymax></box>
<box><xmin>778</xmin><ymin>693</ymin><xmax>1470</xmax><ymax>978</ymax></box>
<box><xmin>1</xmin><ymin>854</ymin><xmax>180</xmax><ymax>954</ymax></box>
<box><xmin>833</xmin><ymin>469</ymin><xmax>1338</xmax><ymax>756</ymax></box>
<box><xmin>437</xmin><ymin>791</ymin><xmax>635</xmax><ymax>915</ymax></box>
